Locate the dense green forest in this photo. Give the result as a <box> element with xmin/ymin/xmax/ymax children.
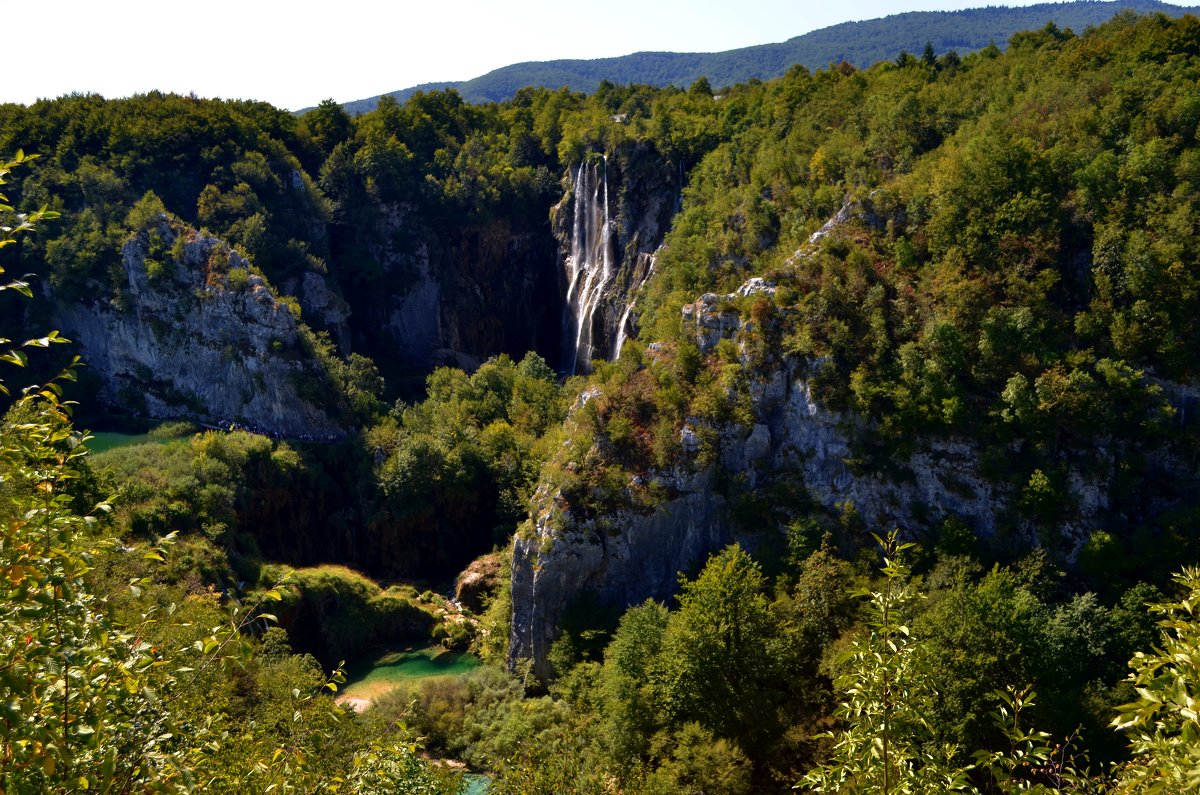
<box><xmin>339</xmin><ymin>0</ymin><xmax>1198</xmax><ymax>111</ymax></box>
<box><xmin>4</xmin><ymin>8</ymin><xmax>1200</xmax><ymax>794</ymax></box>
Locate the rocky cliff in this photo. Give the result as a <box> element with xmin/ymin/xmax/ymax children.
<box><xmin>507</xmin><ymin>346</ymin><xmax>1029</xmax><ymax>679</ymax></box>
<box><xmin>508</xmin><ymin>208</ymin><xmax>1193</xmax><ymax>681</ymax></box>
<box><xmin>55</xmin><ymin>216</ymin><xmax>345</xmax><ymax>438</ymax></box>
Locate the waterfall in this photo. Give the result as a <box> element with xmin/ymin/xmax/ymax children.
<box><xmin>613</xmin><ymin>254</ymin><xmax>655</xmax><ymax>360</ymax></box>
<box><xmin>561</xmin><ymin>157</ymin><xmax>613</xmax><ymax>375</ymax></box>
<box><xmin>613</xmin><ymin>302</ymin><xmax>636</xmax><ymax>360</ymax></box>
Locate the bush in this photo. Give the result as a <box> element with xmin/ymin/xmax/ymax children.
<box><xmin>273</xmin><ymin>564</ymin><xmax>438</xmax><ymax>666</ymax></box>
<box><xmin>148</xmin><ymin>419</ymin><xmax>198</xmax><ymax>439</ymax></box>
<box><xmin>123</xmin><ymin>189</ymin><xmax>167</xmax><ymax>231</ymax></box>
<box><xmin>226</xmin><ymin>265</ymin><xmax>250</xmax><ymax>291</ymax></box>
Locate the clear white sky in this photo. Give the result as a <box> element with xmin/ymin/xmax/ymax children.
<box><xmin>6</xmin><ymin>0</ymin><xmax>1188</xmax><ymax>111</ymax></box>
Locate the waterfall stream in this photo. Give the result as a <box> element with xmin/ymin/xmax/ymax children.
<box><xmin>613</xmin><ymin>302</ymin><xmax>636</xmax><ymax>361</ymax></box>
<box><xmin>561</xmin><ymin>158</ymin><xmax>613</xmax><ymax>375</ymax></box>
<box><xmin>613</xmin><ymin>254</ymin><xmax>654</xmax><ymax>360</ymax></box>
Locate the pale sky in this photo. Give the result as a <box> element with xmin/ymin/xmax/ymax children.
<box><xmin>6</xmin><ymin>1</ymin><xmax>1187</xmax><ymax>111</ymax></box>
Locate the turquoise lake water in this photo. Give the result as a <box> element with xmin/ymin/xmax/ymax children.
<box><xmin>341</xmin><ymin>646</ymin><xmax>481</xmax><ymax>700</ymax></box>
<box><xmin>460</xmin><ymin>773</ymin><xmax>491</xmax><ymax>794</ymax></box>
<box><xmin>85</xmin><ymin>431</ymin><xmax>154</xmax><ymax>454</ymax></box>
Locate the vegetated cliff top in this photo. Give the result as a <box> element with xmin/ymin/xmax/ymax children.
<box><xmin>331</xmin><ymin>0</ymin><xmax>1197</xmax><ymax>113</ymax></box>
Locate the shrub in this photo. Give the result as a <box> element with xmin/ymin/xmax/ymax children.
<box><xmin>148</xmin><ymin>419</ymin><xmax>198</xmax><ymax>439</ymax></box>
<box><xmin>226</xmin><ymin>266</ymin><xmax>250</xmax><ymax>291</ymax></box>
<box><xmin>123</xmin><ymin>189</ymin><xmax>167</xmax><ymax>231</ymax></box>
<box><xmin>272</xmin><ymin>565</ymin><xmax>438</xmax><ymax>666</ymax></box>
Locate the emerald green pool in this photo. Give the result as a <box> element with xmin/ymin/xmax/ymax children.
<box><xmin>460</xmin><ymin>773</ymin><xmax>491</xmax><ymax>794</ymax></box>
<box><xmin>341</xmin><ymin>646</ymin><xmax>481</xmax><ymax>702</ymax></box>
<box><xmin>85</xmin><ymin>431</ymin><xmax>154</xmax><ymax>454</ymax></box>
<box><xmin>85</xmin><ymin>427</ymin><xmax>198</xmax><ymax>455</ymax></box>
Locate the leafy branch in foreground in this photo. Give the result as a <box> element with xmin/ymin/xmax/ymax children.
<box><xmin>800</xmin><ymin>531</ymin><xmax>1099</xmax><ymax>794</ymax></box>
<box><xmin>0</xmin><ymin>151</ymin><xmax>58</xmax><ymax>252</ymax></box>
<box><xmin>800</xmin><ymin>531</ymin><xmax>972</xmax><ymax>794</ymax></box>
<box><xmin>1110</xmin><ymin>567</ymin><xmax>1200</xmax><ymax>794</ymax></box>
<box><xmin>799</xmin><ymin>534</ymin><xmax>1200</xmax><ymax>793</ymax></box>
<box><xmin>1</xmin><ymin>150</ymin><xmax>66</xmax><ymax>396</ymax></box>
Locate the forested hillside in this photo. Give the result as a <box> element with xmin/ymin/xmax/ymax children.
<box><xmin>340</xmin><ymin>0</ymin><xmax>1198</xmax><ymax>111</ymax></box>
<box><xmin>3</xmin><ymin>8</ymin><xmax>1200</xmax><ymax>793</ymax></box>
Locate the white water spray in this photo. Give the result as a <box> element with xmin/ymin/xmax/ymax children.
<box><xmin>561</xmin><ymin>157</ymin><xmax>613</xmax><ymax>374</ymax></box>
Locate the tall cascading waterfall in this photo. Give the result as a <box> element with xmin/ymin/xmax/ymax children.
<box><xmin>561</xmin><ymin>158</ymin><xmax>613</xmax><ymax>375</ymax></box>
<box><xmin>557</xmin><ymin>149</ymin><xmax>678</xmax><ymax>374</ymax></box>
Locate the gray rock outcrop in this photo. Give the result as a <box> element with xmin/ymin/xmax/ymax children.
<box><xmin>508</xmin><ymin>340</ymin><xmax>1038</xmax><ymax>680</ymax></box>
<box><xmin>291</xmin><ymin>270</ymin><xmax>352</xmax><ymax>352</ymax></box>
<box><xmin>55</xmin><ymin>217</ymin><xmax>344</xmax><ymax>438</ymax></box>
<box><xmin>454</xmin><ymin>553</ymin><xmax>503</xmax><ymax>614</ymax></box>
<box><xmin>508</xmin><ymin>336</ymin><xmax>1126</xmax><ymax>679</ymax></box>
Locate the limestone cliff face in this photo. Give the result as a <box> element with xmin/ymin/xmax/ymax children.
<box><xmin>438</xmin><ymin>217</ymin><xmax>562</xmax><ymax>370</ymax></box>
<box><xmin>55</xmin><ymin>217</ymin><xmax>344</xmax><ymax>438</ymax></box>
<box><xmin>507</xmin><ymin>340</ymin><xmax>1031</xmax><ymax>679</ymax></box>
<box><xmin>286</xmin><ymin>270</ymin><xmax>352</xmax><ymax>353</ymax></box>
<box><xmin>510</xmin><ymin>482</ymin><xmax>735</xmax><ymax>680</ymax></box>
<box><xmin>508</xmin><ymin>206</ymin><xmax>1160</xmax><ymax>681</ymax></box>
<box><xmin>507</xmin><ymin>317</ymin><xmax>1134</xmax><ymax>678</ymax></box>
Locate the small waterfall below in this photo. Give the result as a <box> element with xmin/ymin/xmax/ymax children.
<box><xmin>612</xmin><ymin>253</ymin><xmax>655</xmax><ymax>360</ymax></box>
<box><xmin>613</xmin><ymin>303</ymin><xmax>636</xmax><ymax>361</ymax></box>
<box><xmin>561</xmin><ymin>158</ymin><xmax>613</xmax><ymax>375</ymax></box>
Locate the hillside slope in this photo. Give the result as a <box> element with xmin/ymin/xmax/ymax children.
<box><xmin>508</xmin><ymin>8</ymin><xmax>1200</xmax><ymax>681</ymax></box>
<box><xmin>338</xmin><ymin>0</ymin><xmax>1197</xmax><ymax>112</ymax></box>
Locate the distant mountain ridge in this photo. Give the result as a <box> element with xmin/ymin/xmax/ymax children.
<box><xmin>330</xmin><ymin>0</ymin><xmax>1197</xmax><ymax>114</ymax></box>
